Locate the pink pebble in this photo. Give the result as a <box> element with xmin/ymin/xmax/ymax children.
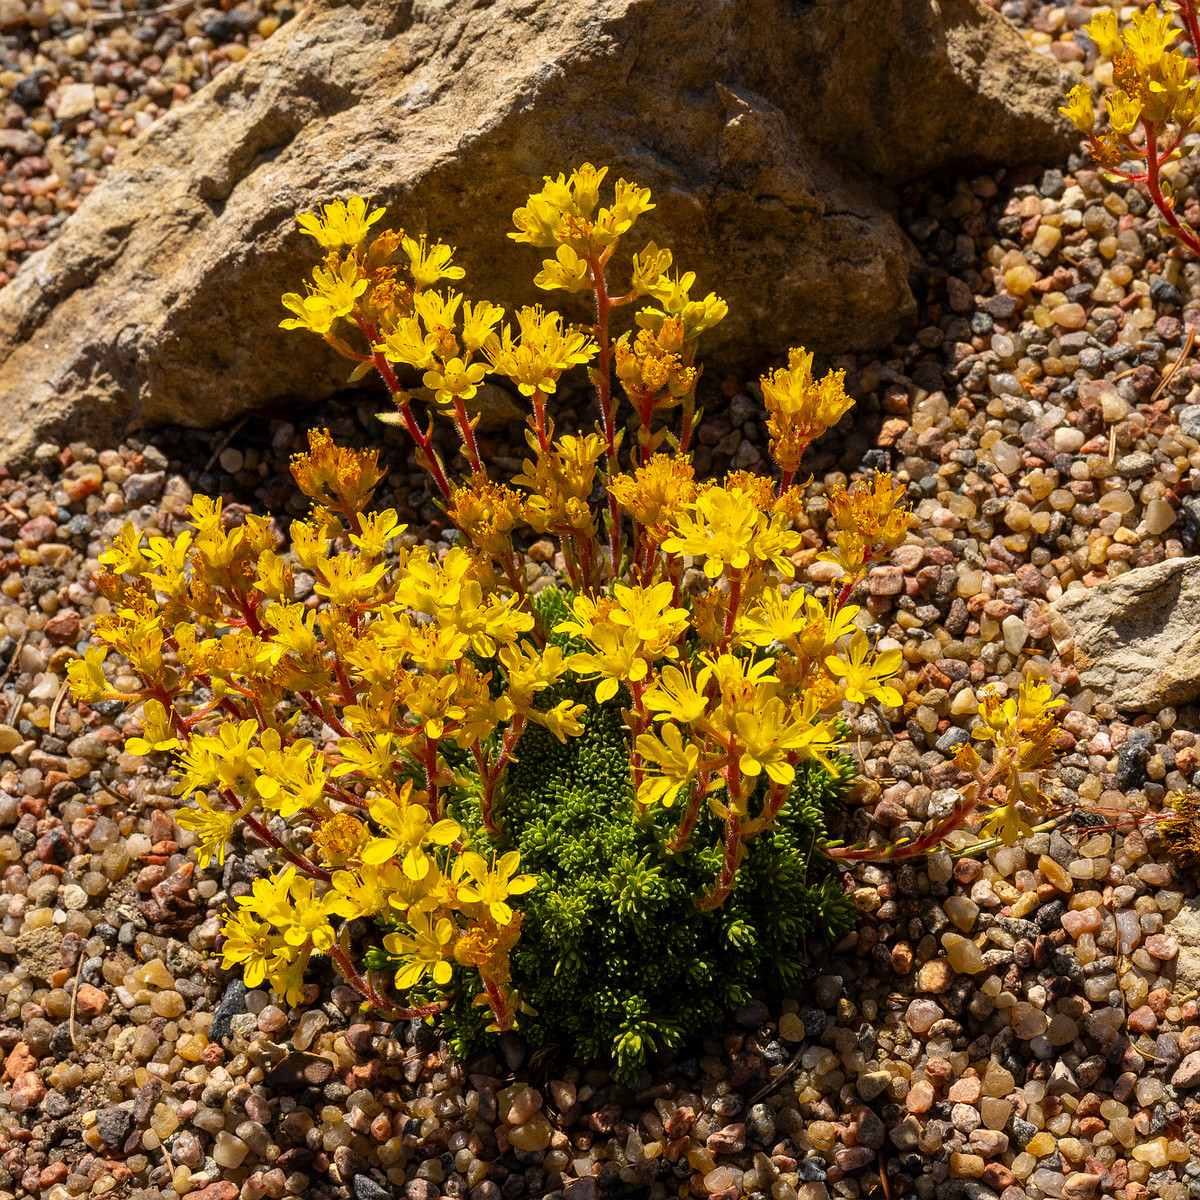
<box><xmin>1145</xmin><ymin>934</ymin><xmax>1178</xmax><ymax>960</ymax></box>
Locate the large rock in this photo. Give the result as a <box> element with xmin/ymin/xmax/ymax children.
<box><xmin>1168</xmin><ymin>898</ymin><xmax>1200</xmax><ymax>995</ymax></box>
<box><xmin>1051</xmin><ymin>557</ymin><xmax>1200</xmax><ymax>712</ymax></box>
<box><xmin>0</xmin><ymin>0</ymin><xmax>1077</xmax><ymax>463</ymax></box>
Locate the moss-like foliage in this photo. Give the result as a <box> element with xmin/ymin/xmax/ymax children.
<box><xmin>423</xmin><ymin>589</ymin><xmax>857</xmax><ymax>1080</ymax></box>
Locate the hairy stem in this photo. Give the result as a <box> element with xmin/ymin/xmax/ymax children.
<box><xmin>353</xmin><ymin>316</ymin><xmax>453</xmax><ymax>500</ymax></box>
<box><xmin>587</xmin><ymin>253</ymin><xmax>623</xmax><ymax>576</ymax></box>
<box><xmin>697</xmin><ymin>812</ymin><xmax>744</xmax><ymax>911</ymax></box>
<box><xmin>451</xmin><ymin>396</ymin><xmax>483</xmax><ymax>475</ymax></box>
<box><xmin>1142</xmin><ymin>120</ymin><xmax>1200</xmax><ymax>257</ymax></box>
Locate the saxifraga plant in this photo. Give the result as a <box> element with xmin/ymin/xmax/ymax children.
<box><xmin>71</xmin><ymin>166</ymin><xmax>1063</xmax><ymax>1079</ymax></box>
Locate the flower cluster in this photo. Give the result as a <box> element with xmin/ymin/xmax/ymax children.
<box><xmin>76</xmin><ymin>165</ymin><xmax>1064</xmax><ymax>1038</ymax></box>
<box><xmin>1059</xmin><ymin>3</ymin><xmax>1200</xmax><ymax>258</ymax></box>
<box><xmin>71</xmin><ymin>433</ymin><xmax>558</xmax><ymax>1029</ymax></box>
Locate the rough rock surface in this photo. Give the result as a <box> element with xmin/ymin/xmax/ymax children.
<box><xmin>0</xmin><ymin>0</ymin><xmax>1076</xmax><ymax>463</ymax></box>
<box><xmin>1051</xmin><ymin>557</ymin><xmax>1200</xmax><ymax>711</ymax></box>
<box><xmin>1168</xmin><ymin>898</ymin><xmax>1200</xmax><ymax>994</ymax></box>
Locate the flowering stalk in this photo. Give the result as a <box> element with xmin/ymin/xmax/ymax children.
<box><xmin>1141</xmin><ymin>121</ymin><xmax>1200</xmax><ymax>257</ymax></box>
<box><xmin>587</xmin><ymin>250</ymin><xmax>624</xmax><ymax>576</ymax></box>
<box><xmin>450</xmin><ymin>396</ymin><xmax>484</xmax><ymax>475</ymax></box>
<box><xmin>696</xmin><ymin>809</ymin><xmax>745</xmax><ymax>911</ymax></box>
<box><xmin>1060</xmin><ymin>6</ymin><xmax>1200</xmax><ymax>258</ymax></box>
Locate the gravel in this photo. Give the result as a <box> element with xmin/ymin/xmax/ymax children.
<box><xmin>2</xmin><ymin>1</ymin><xmax>1200</xmax><ymax>1200</ymax></box>
<box><xmin>0</xmin><ymin>0</ymin><xmax>302</xmax><ymax>288</ymax></box>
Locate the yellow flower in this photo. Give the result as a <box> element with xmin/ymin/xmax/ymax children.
<box><xmin>402</xmin><ymin>234</ymin><xmax>466</xmax><ymax>289</ymax></box>
<box><xmin>422</xmin><ymin>356</ymin><xmax>488</xmax><ymax>406</ymax></box>
<box><xmin>98</xmin><ymin>523</ymin><xmax>147</xmax><ymax>575</ymax></box>
<box><xmin>636</xmin><ymin>271</ymin><xmax>728</xmax><ymax>343</ymax></box>
<box><xmin>348</xmin><ymin>508</ymin><xmax>406</xmax><ymax>559</ymax></box>
<box><xmin>819</xmin><ymin>471</ymin><xmax>909</xmax><ymax>578</ymax></box>
<box><xmin>456</xmin><ymin>851</ymin><xmax>536</xmax><ymax>925</ymax></box>
<box><xmin>559</xmin><ymin>582</ymin><xmax>688</xmax><ymax>701</ymax></box>
<box><xmin>485</xmin><ymin>305</ymin><xmax>597</xmax><ymax>396</ymax></box>
<box><xmin>297</xmin><ymin>195</ymin><xmax>385</xmax><ymax>249</ymax></box>
<box><xmin>175</xmin><ymin>793</ymin><xmax>238</xmax><ymax>869</ymax></box>
<box><xmin>218</xmin><ymin>908</ymin><xmax>281</xmax><ymax>988</ymax></box>
<box><xmin>734</xmin><ymin>694</ymin><xmax>835</xmax><ymax>787</ymax></box>
<box><xmin>608</xmin><ymin>455</ymin><xmax>697</xmax><ymax>534</ymax></box>
<box><xmin>980</xmin><ymin>803</ymin><xmax>1035</xmax><ymax>847</ymax></box>
<box><xmin>332</xmin><ymin>731</ymin><xmax>401</xmax><ymax>783</ymax></box>
<box><xmin>614</xmin><ymin>322</ymin><xmax>696</xmax><ymax>407</ymax></box>
<box><xmin>290</xmin><ymin>428</ymin><xmax>386</xmax><ymax>510</ymax></box>
<box><xmin>324</xmin><ymin>865</ymin><xmax>390</xmax><ymax>921</ymax></box>
<box><xmin>125</xmin><ymin>698</ymin><xmax>181</xmax><ymax>756</ymax></box>
<box><xmin>630</xmin><ymin>241</ymin><xmax>673</xmax><ymax>295</ymax></box>
<box><xmin>1084</xmin><ymin>9</ymin><xmax>1123</xmax><ymax>58</ymax></box>
<box><xmin>565</xmin><ymin>623</ymin><xmax>648</xmax><ymax>703</ymax></box>
<box><xmin>534</xmin><ymin>244</ymin><xmax>592</xmax><ymax>293</ymax></box>
<box><xmin>1125</xmin><ymin>4</ymin><xmax>1178</xmax><ymax>70</ymax></box>
<box><xmin>67</xmin><ymin>646</ymin><xmax>110</xmax><ymax>703</ymax></box>
<box><xmin>236</xmin><ymin>867</ymin><xmax>302</xmax><ymax>927</ymax></box>
<box><xmin>361</xmin><ymin>786</ymin><xmax>460</xmax><ymax>877</ymax></box>
<box><xmin>825</xmin><ymin>630</ymin><xmax>903</xmax><ymax>707</ymax></box>
<box><xmin>661</xmin><ymin>485</ymin><xmax>801</xmax><ymax>580</ymax></box>
<box><xmin>534</xmin><ymin>697</ymin><xmax>587</xmax><ymax>743</ymax></box>
<box><xmin>309</xmin><ymin>256</ymin><xmax>369</xmax><ymax>318</ymax></box>
<box><xmin>1059</xmin><ymin>83</ymin><xmax>1095</xmax><ymax>133</ymax></box>
<box><xmin>760</xmin><ymin>348</ymin><xmax>854</xmax><ymax>474</ymax></box>
<box><xmin>642</xmin><ymin>664</ymin><xmax>710</xmax><ymax>725</ymax></box>
<box><xmin>385</xmin><ymin>911</ymin><xmax>458</xmax><ymax>989</ymax></box>
<box><xmin>313</xmin><ymin>812</ymin><xmax>368</xmax><ymax>867</ymax></box>
<box><xmin>509</xmin><ymin>163</ymin><xmax>608</xmax><ymax>247</ymax></box>
<box><xmin>635</xmin><ymin>723</ymin><xmax>700</xmax><ymax>809</ymax></box>
<box><xmin>1105</xmin><ymin>88</ymin><xmax>1143</xmax><ymax>137</ymax></box>
<box><xmin>277</xmin><ymin>295</ymin><xmax>338</xmax><ymax>338</ymax></box>
<box><xmin>499</xmin><ymin>641</ymin><xmax>569</xmax><ymax>710</ymax></box>
<box><xmin>606</xmin><ymin>581</ymin><xmax>690</xmax><ymax>646</ymax></box>
<box><xmin>274</xmin><ymin>874</ymin><xmax>335</xmax><ymax>951</ymax></box>
<box><xmin>450</xmin><ymin>476</ymin><xmax>523</xmax><ymax>560</ymax></box>
<box><xmin>453</xmin><ymin>299</ymin><xmax>504</xmax><ymax>353</ymax></box>
<box><xmin>375</xmin><ymin>315</ymin><xmax>436</xmax><ymax>369</ymax></box>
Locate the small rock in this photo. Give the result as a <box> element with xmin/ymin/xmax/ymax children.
<box><xmin>1171</xmin><ymin>1050</ymin><xmax>1200</xmax><ymax>1088</ymax></box>
<box><xmin>55</xmin><ymin>81</ymin><xmax>96</xmax><ymax>121</ymax></box>
<box><xmin>74</xmin><ymin>983</ymin><xmax>107</xmax><ymax>1016</ymax></box>
<box><xmin>189</xmin><ymin>1185</ymin><xmax>239</xmax><ymax>1200</ymax></box>
<box><xmin>96</xmin><ymin>1105</ymin><xmax>134</xmax><ymax>1150</ymax></box>
<box><xmin>123</xmin><ymin>471</ymin><xmax>166</xmax><ymax>505</ymax></box>
<box><xmin>264</xmin><ymin>1052</ymin><xmax>333</xmax><ymax>1090</ymax></box>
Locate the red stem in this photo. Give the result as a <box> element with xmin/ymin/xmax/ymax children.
<box><xmin>697</xmin><ymin>811</ymin><xmax>744</xmax><ymax>911</ymax></box>
<box><xmin>667</xmin><ymin>763</ymin><xmax>712</xmax><ymax>853</ymax></box>
<box><xmin>422</xmin><ymin>739</ymin><xmax>442</xmax><ymax>822</ymax></box>
<box><xmin>531</xmin><ymin>387</ymin><xmax>550</xmax><ymax>453</ymax></box>
<box><xmin>481</xmin><ymin>974</ymin><xmax>514</xmax><ymax>1032</ymax></box>
<box><xmin>330</xmin><ymin>943</ymin><xmax>448</xmax><ymax>1021</ymax></box>
<box><xmin>353</xmin><ymin>316</ymin><xmax>453</xmax><ymax>500</ymax></box>
<box><xmin>301</xmin><ymin>690</ymin><xmax>353</xmax><ymax>740</ymax></box>
<box><xmin>1181</xmin><ymin>0</ymin><xmax>1200</xmax><ymax>61</ymax></box>
<box><xmin>587</xmin><ymin>253</ymin><xmax>623</xmax><ymax>576</ymax></box>
<box><xmin>1142</xmin><ymin>120</ymin><xmax>1200</xmax><ymax>257</ymax></box>
<box><xmin>472</xmin><ymin>741</ymin><xmax>504</xmax><ymax>840</ymax></box>
<box><xmin>239</xmin><ymin>809</ymin><xmax>331</xmax><ymax>882</ymax></box>
<box><xmin>721</xmin><ymin>571</ymin><xmax>743</xmax><ymax>645</ymax></box>
<box><xmin>452</xmin><ymin>395</ymin><xmax>483</xmax><ymax>475</ymax></box>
